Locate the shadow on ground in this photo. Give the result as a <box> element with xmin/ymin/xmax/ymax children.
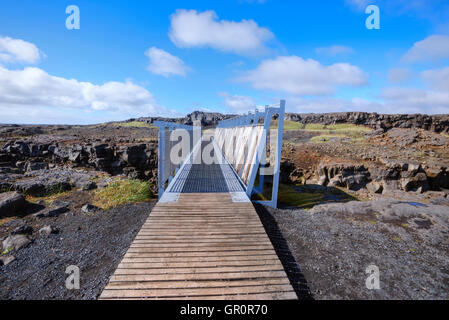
<box><xmin>254</xmin><ymin>203</ymin><xmax>313</xmax><ymax>300</ymax></box>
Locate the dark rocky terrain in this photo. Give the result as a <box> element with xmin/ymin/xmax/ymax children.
<box><xmin>281</xmin><ymin>127</ymin><xmax>449</xmax><ymax>199</ymax></box>
<box><xmin>0</xmin><ymin>201</ymin><xmax>153</xmax><ymax>299</ymax></box>
<box><xmin>286</xmin><ymin>112</ymin><xmax>449</xmax><ymax>134</ymax></box>
<box><xmin>261</xmin><ymin>199</ymin><xmax>449</xmax><ymax>299</ymax></box>
<box><xmin>1</xmin><ymin>110</ymin><xmax>448</xmax><ymax>300</ymax></box>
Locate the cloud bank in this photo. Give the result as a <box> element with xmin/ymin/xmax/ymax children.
<box><xmin>237</xmin><ymin>56</ymin><xmax>367</xmax><ymax>95</ymax></box>
<box><xmin>169</xmin><ymin>9</ymin><xmax>274</xmax><ymax>55</ymax></box>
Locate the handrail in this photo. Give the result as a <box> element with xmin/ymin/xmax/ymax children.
<box><xmin>153</xmin><ymin>121</ymin><xmax>200</xmax><ymax>199</ymax></box>
<box><xmin>215</xmin><ymin>100</ymin><xmax>285</xmax><ymax>208</ymax></box>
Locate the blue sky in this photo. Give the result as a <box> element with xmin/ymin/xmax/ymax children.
<box><xmin>0</xmin><ymin>0</ymin><xmax>449</xmax><ymax>124</ymax></box>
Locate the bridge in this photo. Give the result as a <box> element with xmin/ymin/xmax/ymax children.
<box><xmin>100</xmin><ymin>100</ymin><xmax>298</xmax><ymax>300</ymax></box>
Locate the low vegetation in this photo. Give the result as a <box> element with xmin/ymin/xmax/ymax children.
<box><xmin>277</xmin><ymin>184</ymin><xmax>357</xmax><ymax>208</ymax></box>
<box><xmin>274</xmin><ymin>120</ymin><xmax>371</xmax><ymax>142</ymax></box>
<box><xmin>111</xmin><ymin>121</ymin><xmax>155</xmax><ymax>128</ymax></box>
<box><xmin>26</xmin><ymin>190</ymin><xmax>72</xmax><ymax>205</ymax></box>
<box><xmin>92</xmin><ymin>178</ymin><xmax>153</xmax><ymax>210</ymax></box>
<box><xmin>253</xmin><ymin>182</ymin><xmax>357</xmax><ymax>209</ymax></box>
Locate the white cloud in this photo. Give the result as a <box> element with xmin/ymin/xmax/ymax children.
<box><xmin>402</xmin><ymin>35</ymin><xmax>449</xmax><ymax>63</ymax></box>
<box><xmin>380</xmin><ymin>87</ymin><xmax>449</xmax><ymax>114</ymax></box>
<box><xmin>169</xmin><ymin>9</ymin><xmax>274</xmax><ymax>55</ymax></box>
<box><xmin>0</xmin><ymin>35</ymin><xmax>42</xmax><ymax>64</ymax></box>
<box><xmin>237</xmin><ymin>56</ymin><xmax>367</xmax><ymax>95</ymax></box>
<box><xmin>421</xmin><ymin>66</ymin><xmax>449</xmax><ymax>91</ymax></box>
<box><xmin>0</xmin><ymin>65</ymin><xmax>163</xmax><ymax>118</ymax></box>
<box><xmin>388</xmin><ymin>67</ymin><xmax>414</xmax><ymax>83</ymax></box>
<box><xmin>315</xmin><ymin>45</ymin><xmax>354</xmax><ymax>56</ymax></box>
<box><xmin>285</xmin><ymin>92</ymin><xmax>448</xmax><ymax>115</ymax></box>
<box><xmin>145</xmin><ymin>47</ymin><xmax>189</xmax><ymax>77</ymax></box>
<box><xmin>219</xmin><ymin>92</ymin><xmax>256</xmax><ymax>114</ymax></box>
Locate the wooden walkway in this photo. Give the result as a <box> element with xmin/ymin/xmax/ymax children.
<box><xmin>100</xmin><ymin>193</ymin><xmax>297</xmax><ymax>300</ymax></box>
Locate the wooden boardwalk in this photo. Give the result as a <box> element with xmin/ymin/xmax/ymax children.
<box><xmin>100</xmin><ymin>193</ymin><xmax>297</xmax><ymax>300</ymax></box>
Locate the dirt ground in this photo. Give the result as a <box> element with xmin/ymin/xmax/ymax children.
<box><xmin>0</xmin><ymin>201</ymin><xmax>154</xmax><ymax>300</ymax></box>
<box><xmin>259</xmin><ymin>203</ymin><xmax>449</xmax><ymax>300</ymax></box>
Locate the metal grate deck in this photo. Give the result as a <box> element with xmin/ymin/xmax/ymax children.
<box><xmin>167</xmin><ymin>141</ymin><xmax>245</xmax><ymax>193</ymax></box>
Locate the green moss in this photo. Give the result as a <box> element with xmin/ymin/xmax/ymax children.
<box><xmin>282</xmin><ymin>120</ymin><xmax>305</xmax><ymax>131</ymax></box>
<box><xmin>92</xmin><ymin>179</ymin><xmax>153</xmax><ymax>210</ymax></box>
<box><xmin>303</xmin><ymin>123</ymin><xmax>327</xmax><ymax>131</ymax></box>
<box><xmin>255</xmin><ymin>183</ymin><xmax>357</xmax><ymax>209</ymax></box>
<box><xmin>1</xmin><ymin>247</ymin><xmax>12</xmax><ymax>256</ymax></box>
<box><xmin>111</xmin><ymin>121</ymin><xmax>155</xmax><ymax>128</ymax></box>
<box><xmin>325</xmin><ymin>123</ymin><xmax>371</xmax><ymax>132</ymax></box>
<box><xmin>278</xmin><ymin>186</ymin><xmax>324</xmax><ymax>208</ymax></box>
<box><xmin>26</xmin><ymin>190</ymin><xmax>72</xmax><ymax>205</ymax></box>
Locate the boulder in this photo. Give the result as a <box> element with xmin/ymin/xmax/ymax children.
<box><xmin>11</xmin><ymin>224</ymin><xmax>33</xmax><ymax>235</ymax></box>
<box><xmin>14</xmin><ymin>180</ymin><xmax>45</xmax><ymax>195</ymax></box>
<box><xmin>0</xmin><ymin>192</ymin><xmax>27</xmax><ymax>217</ymax></box>
<box><xmin>39</xmin><ymin>225</ymin><xmax>58</xmax><ymax>236</ymax></box>
<box><xmin>81</xmin><ymin>181</ymin><xmax>97</xmax><ymax>191</ymax></box>
<box><xmin>382</xmin><ymin>180</ymin><xmax>401</xmax><ymax>193</ymax></box>
<box><xmin>328</xmin><ymin>175</ymin><xmax>342</xmax><ymax>187</ymax></box>
<box><xmin>15</xmin><ymin>170</ymin><xmax>72</xmax><ymax>196</ymax></box>
<box><xmin>70</xmin><ymin>172</ymin><xmax>97</xmax><ymax>190</ymax></box>
<box><xmin>401</xmin><ymin>172</ymin><xmax>429</xmax><ymax>192</ymax></box>
<box><xmin>2</xmin><ymin>234</ymin><xmax>31</xmax><ymax>252</ymax></box>
<box><xmin>366</xmin><ymin>181</ymin><xmax>383</xmax><ymax>194</ymax></box>
<box><xmin>34</xmin><ymin>200</ymin><xmax>70</xmax><ymax>218</ymax></box>
<box><xmin>0</xmin><ymin>255</ymin><xmax>15</xmax><ymax>266</ymax></box>
<box><xmin>341</xmin><ymin>174</ymin><xmax>367</xmax><ymax>191</ymax></box>
<box><xmin>317</xmin><ymin>163</ymin><xmax>370</xmax><ymax>190</ymax></box>
<box><xmin>26</xmin><ymin>162</ymin><xmax>48</xmax><ymax>172</ymax></box>
<box><xmin>81</xmin><ymin>204</ymin><xmax>101</xmax><ymax>213</ymax></box>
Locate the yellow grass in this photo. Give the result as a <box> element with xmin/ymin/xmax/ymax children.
<box><xmin>92</xmin><ymin>179</ymin><xmax>153</xmax><ymax>210</ymax></box>
<box><xmin>111</xmin><ymin>121</ymin><xmax>155</xmax><ymax>128</ymax></box>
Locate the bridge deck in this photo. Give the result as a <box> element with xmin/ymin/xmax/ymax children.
<box><xmin>100</xmin><ymin>192</ymin><xmax>297</xmax><ymax>300</ymax></box>
<box><xmin>100</xmin><ymin>140</ymin><xmax>296</xmax><ymax>300</ymax></box>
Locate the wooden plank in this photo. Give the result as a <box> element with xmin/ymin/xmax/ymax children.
<box><xmin>114</xmin><ymin>265</ymin><xmax>284</xmax><ymax>275</ymax></box>
<box><xmin>136</xmin><ymin>232</ymin><xmax>267</xmax><ymax>236</ymax></box>
<box><xmin>160</xmin><ymin>291</ymin><xmax>297</xmax><ymax>300</ymax></box>
<box><xmin>100</xmin><ymin>192</ymin><xmax>297</xmax><ymax>300</ymax></box>
<box><xmin>100</xmin><ymin>284</ymin><xmax>294</xmax><ymax>298</ymax></box>
<box><xmin>121</xmin><ymin>255</ymin><xmax>280</xmax><ymax>263</ymax></box>
<box><xmin>132</xmin><ymin>240</ymin><xmax>272</xmax><ymax>245</ymax></box>
<box><xmin>110</xmin><ymin>270</ymin><xmax>289</xmax><ymax>282</ymax></box>
<box><xmin>118</xmin><ymin>259</ymin><xmax>282</xmax><ymax>269</ymax></box>
<box><xmin>127</xmin><ymin>246</ymin><xmax>274</xmax><ymax>252</ymax></box>
<box><xmin>100</xmin><ymin>292</ymin><xmax>298</xmax><ymax>300</ymax></box>
<box><xmin>123</xmin><ymin>249</ymin><xmax>277</xmax><ymax>258</ymax></box>
<box><xmin>106</xmin><ymin>278</ymin><xmax>290</xmax><ymax>289</ymax></box>
<box><xmin>131</xmin><ymin>241</ymin><xmax>273</xmax><ymax>247</ymax></box>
